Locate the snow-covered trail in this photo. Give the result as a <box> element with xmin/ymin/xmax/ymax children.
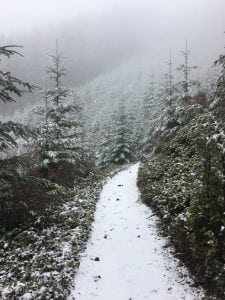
<box><xmin>68</xmin><ymin>164</ymin><xmax>204</xmax><ymax>300</ymax></box>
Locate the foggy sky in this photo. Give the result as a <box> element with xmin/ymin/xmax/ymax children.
<box><xmin>1</xmin><ymin>0</ymin><xmax>225</xmax><ymax>36</ymax></box>
<box><xmin>1</xmin><ymin>0</ymin><xmax>225</xmax><ymax>88</ymax></box>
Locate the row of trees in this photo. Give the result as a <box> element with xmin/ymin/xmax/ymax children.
<box><xmin>84</xmin><ymin>41</ymin><xmax>210</xmax><ymax>167</ymax></box>
<box><xmin>0</xmin><ymin>39</ymin><xmax>217</xmax><ymax>231</ymax></box>
<box><xmin>1</xmin><ymin>40</ymin><xmax>150</xmax><ymax>230</ymax></box>
<box><xmin>138</xmin><ymin>41</ymin><xmax>225</xmax><ymax>299</ymax></box>
<box><xmin>0</xmin><ymin>44</ymin><xmax>93</xmax><ymax>230</ymax></box>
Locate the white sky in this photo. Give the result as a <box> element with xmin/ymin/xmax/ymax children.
<box><xmin>0</xmin><ymin>0</ymin><xmax>225</xmax><ymax>83</ymax></box>
<box><xmin>0</xmin><ymin>0</ymin><xmax>225</xmax><ymax>35</ymax></box>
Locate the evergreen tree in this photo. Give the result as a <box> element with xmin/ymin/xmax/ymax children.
<box><xmin>0</xmin><ymin>46</ymin><xmax>35</xmax><ymax>152</ymax></box>
<box><xmin>141</xmin><ymin>76</ymin><xmax>158</xmax><ymax>141</ymax></box>
<box><xmin>142</xmin><ymin>76</ymin><xmax>156</xmax><ymax>131</ymax></box>
<box><xmin>177</xmin><ymin>41</ymin><xmax>199</xmax><ymax>104</ymax></box>
<box><xmin>0</xmin><ymin>45</ymin><xmax>62</xmax><ymax>229</ymax></box>
<box><xmin>212</xmin><ymin>45</ymin><xmax>225</xmax><ymax>122</ymax></box>
<box><xmin>99</xmin><ymin>97</ymin><xmax>133</xmax><ymax>166</ymax></box>
<box><xmin>164</xmin><ymin>49</ymin><xmax>174</xmax><ymax>108</ymax></box>
<box><xmin>34</xmin><ymin>45</ymin><xmax>84</xmax><ymax>173</ymax></box>
<box><xmin>128</xmin><ymin>102</ymin><xmax>144</xmax><ymax>158</ymax></box>
<box><xmin>160</xmin><ymin>50</ymin><xmax>180</xmax><ymax>130</ymax></box>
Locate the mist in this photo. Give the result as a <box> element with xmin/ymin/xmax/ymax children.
<box><xmin>0</xmin><ymin>0</ymin><xmax>225</xmax><ymax>116</ymax></box>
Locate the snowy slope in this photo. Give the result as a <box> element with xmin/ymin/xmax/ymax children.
<box><xmin>68</xmin><ymin>164</ymin><xmax>205</xmax><ymax>300</ymax></box>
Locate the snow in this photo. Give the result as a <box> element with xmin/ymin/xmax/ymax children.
<box><xmin>19</xmin><ymin>292</ymin><xmax>33</xmax><ymax>300</ymax></box>
<box><xmin>68</xmin><ymin>164</ymin><xmax>204</xmax><ymax>300</ymax></box>
<box><xmin>0</xmin><ymin>178</ymin><xmax>103</xmax><ymax>299</ymax></box>
<box><xmin>62</xmin><ymin>242</ymin><xmax>72</xmax><ymax>258</ymax></box>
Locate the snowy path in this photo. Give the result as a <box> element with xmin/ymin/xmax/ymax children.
<box><xmin>68</xmin><ymin>164</ymin><xmax>204</xmax><ymax>300</ymax></box>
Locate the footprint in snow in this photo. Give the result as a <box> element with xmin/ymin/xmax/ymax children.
<box><xmin>93</xmin><ymin>275</ymin><xmax>101</xmax><ymax>282</ymax></box>
<box><xmin>150</xmin><ymin>289</ymin><xmax>158</xmax><ymax>294</ymax></box>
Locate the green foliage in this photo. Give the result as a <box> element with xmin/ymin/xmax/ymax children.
<box><xmin>0</xmin><ymin>45</ymin><xmax>36</xmax><ymax>151</ymax></box>
<box><xmin>33</xmin><ymin>46</ymin><xmax>89</xmax><ymax>182</ymax></box>
<box><xmin>0</xmin><ymin>45</ymin><xmax>70</xmax><ymax>231</ymax></box>
<box><xmin>98</xmin><ymin>98</ymin><xmax>133</xmax><ymax>166</ymax></box>
<box><xmin>0</xmin><ymin>153</ymin><xmax>73</xmax><ymax>231</ymax></box>
<box><xmin>138</xmin><ymin>104</ymin><xmax>225</xmax><ymax>298</ymax></box>
<box><xmin>211</xmin><ymin>53</ymin><xmax>225</xmax><ymax>122</ymax></box>
<box><xmin>0</xmin><ymin>177</ymin><xmax>102</xmax><ymax>299</ymax></box>
<box><xmin>0</xmin><ymin>45</ymin><xmax>35</xmax><ymax>103</ymax></box>
<box><xmin>0</xmin><ymin>121</ymin><xmax>34</xmax><ymax>152</ymax></box>
<box><xmin>177</xmin><ymin>42</ymin><xmax>200</xmax><ymax>104</ymax></box>
<box><xmin>214</xmin><ymin>54</ymin><xmax>225</xmax><ymax>99</ymax></box>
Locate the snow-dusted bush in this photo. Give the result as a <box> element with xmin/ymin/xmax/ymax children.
<box><xmin>138</xmin><ymin>102</ymin><xmax>225</xmax><ymax>298</ymax></box>
<box><xmin>0</xmin><ymin>176</ymin><xmax>102</xmax><ymax>299</ymax></box>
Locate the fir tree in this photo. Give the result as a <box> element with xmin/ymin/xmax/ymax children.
<box><xmin>160</xmin><ymin>50</ymin><xmax>180</xmax><ymax>129</ymax></box>
<box><xmin>143</xmin><ymin>75</ymin><xmax>156</xmax><ymax>127</ymax></box>
<box><xmin>0</xmin><ymin>45</ymin><xmax>61</xmax><ymax>229</ymax></box>
<box><xmin>177</xmin><ymin>41</ymin><xmax>199</xmax><ymax>104</ymax></box>
<box><xmin>212</xmin><ymin>44</ymin><xmax>225</xmax><ymax>122</ymax></box>
<box><xmin>164</xmin><ymin>49</ymin><xmax>174</xmax><ymax>108</ymax></box>
<box><xmin>128</xmin><ymin>102</ymin><xmax>144</xmax><ymax>158</ymax></box>
<box><xmin>99</xmin><ymin>97</ymin><xmax>133</xmax><ymax>166</ymax></box>
<box><xmin>141</xmin><ymin>76</ymin><xmax>166</xmax><ymax>142</ymax></box>
<box><xmin>0</xmin><ymin>46</ymin><xmax>35</xmax><ymax>152</ymax></box>
<box><xmin>34</xmin><ymin>44</ymin><xmax>84</xmax><ymax>170</ymax></box>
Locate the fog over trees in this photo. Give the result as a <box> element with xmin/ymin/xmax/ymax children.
<box><xmin>0</xmin><ymin>0</ymin><xmax>225</xmax><ymax>118</ymax></box>
<box><xmin>1</xmin><ymin>1</ymin><xmax>225</xmax><ymax>299</ymax></box>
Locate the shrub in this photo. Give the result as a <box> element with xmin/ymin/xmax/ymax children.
<box><xmin>138</xmin><ymin>105</ymin><xmax>225</xmax><ymax>298</ymax></box>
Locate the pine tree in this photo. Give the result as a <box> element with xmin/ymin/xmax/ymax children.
<box><xmin>99</xmin><ymin>97</ymin><xmax>133</xmax><ymax>166</ymax></box>
<box><xmin>0</xmin><ymin>45</ymin><xmax>61</xmax><ymax>229</ymax></box>
<box><xmin>177</xmin><ymin>41</ymin><xmax>199</xmax><ymax>104</ymax></box>
<box><xmin>0</xmin><ymin>46</ymin><xmax>35</xmax><ymax>152</ymax></box>
<box><xmin>141</xmin><ymin>75</ymin><xmax>157</xmax><ymax>140</ymax></box>
<box><xmin>33</xmin><ymin>44</ymin><xmax>87</xmax><ymax>185</ymax></box>
<box><xmin>128</xmin><ymin>102</ymin><xmax>144</xmax><ymax>158</ymax></box>
<box><xmin>141</xmin><ymin>75</ymin><xmax>166</xmax><ymax>142</ymax></box>
<box><xmin>212</xmin><ymin>45</ymin><xmax>225</xmax><ymax>122</ymax></box>
<box><xmin>163</xmin><ymin>49</ymin><xmax>181</xmax><ymax>109</ymax></box>
<box><xmin>35</xmin><ymin>45</ymin><xmax>83</xmax><ymax>166</ymax></box>
<box><xmin>160</xmin><ymin>50</ymin><xmax>180</xmax><ymax>129</ymax></box>
<box><xmin>143</xmin><ymin>75</ymin><xmax>156</xmax><ymax>126</ymax></box>
<box><xmin>164</xmin><ymin>49</ymin><xmax>174</xmax><ymax>108</ymax></box>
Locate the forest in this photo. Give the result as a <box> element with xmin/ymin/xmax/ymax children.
<box><xmin>1</xmin><ymin>1</ymin><xmax>225</xmax><ymax>299</ymax></box>
<box><xmin>1</xmin><ymin>38</ymin><xmax>225</xmax><ymax>299</ymax></box>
